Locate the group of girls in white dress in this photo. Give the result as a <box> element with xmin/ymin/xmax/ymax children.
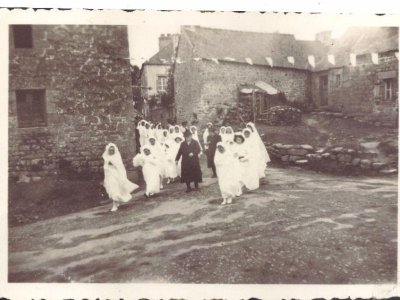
<box><xmin>102</xmin><ymin>119</ymin><xmax>270</xmax><ymax>211</ymax></box>
<box><xmin>214</xmin><ymin>122</ymin><xmax>270</xmax><ymax>205</ymax></box>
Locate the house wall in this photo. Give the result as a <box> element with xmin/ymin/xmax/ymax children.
<box><xmin>174</xmin><ymin>32</ymin><xmax>204</xmax><ymax>124</ymax></box>
<box><xmin>142</xmin><ymin>64</ymin><xmax>170</xmax><ymax>97</ymax></box>
<box><xmin>9</xmin><ymin>25</ymin><xmax>135</xmax><ymax>181</ymax></box>
<box><xmin>311</xmin><ymin>51</ymin><xmax>398</xmax><ymax>123</ymax></box>
<box><xmin>175</xmin><ymin>58</ymin><xmax>311</xmax><ymax>125</ymax></box>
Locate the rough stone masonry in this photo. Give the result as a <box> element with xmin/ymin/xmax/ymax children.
<box><xmin>9</xmin><ymin>25</ymin><xmax>135</xmax><ymax>182</ymax></box>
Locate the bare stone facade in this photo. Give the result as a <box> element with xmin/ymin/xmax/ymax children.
<box><xmin>9</xmin><ymin>25</ymin><xmax>135</xmax><ymax>181</ymax></box>
<box><xmin>311</xmin><ymin>51</ymin><xmax>398</xmax><ymax>126</ymax></box>
<box><xmin>175</xmin><ymin>30</ymin><xmax>311</xmax><ymax>125</ymax></box>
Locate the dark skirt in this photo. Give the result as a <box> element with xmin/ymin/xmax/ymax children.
<box><xmin>180</xmin><ymin>156</ymin><xmax>203</xmax><ymax>183</ymax></box>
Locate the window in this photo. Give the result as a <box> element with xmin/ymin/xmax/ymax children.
<box><xmin>384</xmin><ymin>79</ymin><xmax>393</xmax><ymax>100</ymax></box>
<box><xmin>157</xmin><ymin>76</ymin><xmax>167</xmax><ymax>93</ymax></box>
<box><xmin>335</xmin><ymin>74</ymin><xmax>341</xmax><ymax>87</ymax></box>
<box><xmin>16</xmin><ymin>90</ymin><xmax>47</xmax><ymax>128</ymax></box>
<box><xmin>12</xmin><ymin>25</ymin><xmax>33</xmax><ymax>48</ymax></box>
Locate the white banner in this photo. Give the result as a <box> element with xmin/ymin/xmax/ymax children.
<box><xmin>265</xmin><ymin>57</ymin><xmax>273</xmax><ymax>67</ymax></box>
<box><xmin>245</xmin><ymin>57</ymin><xmax>253</xmax><ymax>65</ymax></box>
<box><xmin>328</xmin><ymin>54</ymin><xmax>335</xmax><ymax>65</ymax></box>
<box><xmin>308</xmin><ymin>55</ymin><xmax>315</xmax><ymax>68</ymax></box>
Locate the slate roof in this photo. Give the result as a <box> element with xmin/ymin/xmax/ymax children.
<box><xmin>314</xmin><ymin>27</ymin><xmax>398</xmax><ymax>71</ymax></box>
<box><xmin>181</xmin><ymin>26</ymin><xmax>327</xmax><ymax>71</ymax></box>
<box><xmin>144</xmin><ymin>42</ymin><xmax>175</xmax><ymax>65</ymax></box>
<box><xmin>179</xmin><ymin>26</ymin><xmax>398</xmax><ymax>72</ymax></box>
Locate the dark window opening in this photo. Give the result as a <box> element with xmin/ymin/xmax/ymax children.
<box><xmin>13</xmin><ymin>25</ymin><xmax>33</xmax><ymax>48</ymax></box>
<box><xmin>16</xmin><ymin>90</ymin><xmax>47</xmax><ymax>128</ymax></box>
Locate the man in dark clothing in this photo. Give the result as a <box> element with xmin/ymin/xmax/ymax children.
<box><xmin>205</xmin><ymin>127</ymin><xmax>222</xmax><ymax>178</ymax></box>
<box><xmin>175</xmin><ymin>130</ymin><xmax>203</xmax><ymax>193</ymax></box>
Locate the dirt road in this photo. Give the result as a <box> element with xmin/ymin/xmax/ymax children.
<box><xmin>9</xmin><ymin>164</ymin><xmax>397</xmax><ymax>284</ymax></box>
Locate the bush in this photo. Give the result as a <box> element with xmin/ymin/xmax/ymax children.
<box><xmin>265</xmin><ymin>105</ymin><xmax>302</xmax><ymax>125</ymax></box>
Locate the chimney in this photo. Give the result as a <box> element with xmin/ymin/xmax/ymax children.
<box><xmin>159</xmin><ymin>34</ymin><xmax>172</xmax><ymax>51</ymax></box>
<box><xmin>316</xmin><ymin>31</ymin><xmax>332</xmax><ymax>45</ymax></box>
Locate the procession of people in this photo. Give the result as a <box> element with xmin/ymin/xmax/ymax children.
<box><xmin>103</xmin><ymin>119</ymin><xmax>270</xmax><ymax>211</ymax></box>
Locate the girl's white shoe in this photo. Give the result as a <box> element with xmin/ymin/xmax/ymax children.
<box><xmin>111</xmin><ymin>203</ymin><xmax>118</xmax><ymax>212</ymax></box>
<box><xmin>221</xmin><ymin>199</ymin><xmax>227</xmax><ymax>205</ymax></box>
<box><xmin>227</xmin><ymin>198</ymin><xmax>232</xmax><ymax>204</ymax></box>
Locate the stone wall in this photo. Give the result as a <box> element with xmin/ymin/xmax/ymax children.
<box><xmin>267</xmin><ymin>143</ymin><xmax>397</xmax><ymax>176</ymax></box>
<box><xmin>9</xmin><ymin>25</ymin><xmax>135</xmax><ymax>181</ymax></box>
<box><xmin>174</xmin><ymin>33</ymin><xmax>203</xmax><ymax>125</ymax></box>
<box><xmin>175</xmin><ymin>37</ymin><xmax>312</xmax><ymax>127</ymax></box>
<box><xmin>311</xmin><ymin>51</ymin><xmax>398</xmax><ymax>123</ymax></box>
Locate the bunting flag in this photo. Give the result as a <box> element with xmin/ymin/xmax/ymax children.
<box><xmin>328</xmin><ymin>54</ymin><xmax>335</xmax><ymax>65</ymax></box>
<box><xmin>224</xmin><ymin>57</ymin><xmax>236</xmax><ymax>61</ymax></box>
<box><xmin>371</xmin><ymin>53</ymin><xmax>379</xmax><ymax>64</ymax></box>
<box><xmin>144</xmin><ymin>50</ymin><xmax>389</xmax><ymax>68</ymax></box>
<box><xmin>265</xmin><ymin>57</ymin><xmax>273</xmax><ymax>67</ymax></box>
<box><xmin>308</xmin><ymin>55</ymin><xmax>315</xmax><ymax>68</ymax></box>
<box><xmin>350</xmin><ymin>53</ymin><xmax>356</xmax><ymax>66</ymax></box>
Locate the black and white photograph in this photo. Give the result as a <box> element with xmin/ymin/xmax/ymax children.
<box><xmin>1</xmin><ymin>7</ymin><xmax>400</xmax><ymax>299</ymax></box>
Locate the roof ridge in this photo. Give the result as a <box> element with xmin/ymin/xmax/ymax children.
<box><xmin>182</xmin><ymin>25</ymin><xmax>296</xmax><ymax>38</ymax></box>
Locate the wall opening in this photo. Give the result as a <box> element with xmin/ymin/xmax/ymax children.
<box><xmin>13</xmin><ymin>25</ymin><xmax>33</xmax><ymax>49</ymax></box>
<box><xmin>16</xmin><ymin>89</ymin><xmax>47</xmax><ymax>128</ymax></box>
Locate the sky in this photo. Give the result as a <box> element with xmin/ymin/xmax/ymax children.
<box><xmin>126</xmin><ymin>12</ymin><xmax>365</xmax><ymax>67</ymax></box>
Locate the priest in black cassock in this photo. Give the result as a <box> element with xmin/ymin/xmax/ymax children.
<box><xmin>175</xmin><ymin>130</ymin><xmax>203</xmax><ymax>193</ymax></box>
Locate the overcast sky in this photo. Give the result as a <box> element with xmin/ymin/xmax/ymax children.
<box><xmin>126</xmin><ymin>12</ymin><xmax>366</xmax><ymax>67</ymax></box>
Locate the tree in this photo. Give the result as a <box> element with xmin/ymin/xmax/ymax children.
<box><xmin>160</xmin><ymin>67</ymin><xmax>174</xmax><ymax>109</ymax></box>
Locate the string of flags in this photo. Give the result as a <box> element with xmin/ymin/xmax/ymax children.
<box><xmin>152</xmin><ymin>52</ymin><xmax>399</xmax><ymax>68</ymax></box>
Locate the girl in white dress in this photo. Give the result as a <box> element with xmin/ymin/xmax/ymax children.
<box><xmin>164</xmin><ymin>141</ymin><xmax>178</xmax><ymax>183</ymax></box>
<box><xmin>133</xmin><ymin>146</ymin><xmax>161</xmax><ymax>198</ymax></box>
<box><xmin>214</xmin><ymin>142</ymin><xmax>242</xmax><ymax>205</ymax></box>
<box><xmin>203</xmin><ymin>122</ymin><xmax>213</xmax><ymax>149</ymax></box>
<box><xmin>224</xmin><ymin>126</ymin><xmax>234</xmax><ymax>144</ymax></box>
<box><xmin>231</xmin><ymin>133</ymin><xmax>259</xmax><ymax>191</ymax></box>
<box><xmin>103</xmin><ymin>143</ymin><xmax>139</xmax><ymax>212</ymax></box>
<box><xmin>243</xmin><ymin>128</ymin><xmax>265</xmax><ymax>179</ymax></box>
<box><xmin>246</xmin><ymin>122</ymin><xmax>271</xmax><ymax>167</ymax></box>
<box><xmin>190</xmin><ymin>125</ymin><xmax>203</xmax><ymax>155</ymax></box>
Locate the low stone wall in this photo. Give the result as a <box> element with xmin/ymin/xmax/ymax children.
<box><xmin>267</xmin><ymin>143</ymin><xmax>398</xmax><ymax>176</ymax></box>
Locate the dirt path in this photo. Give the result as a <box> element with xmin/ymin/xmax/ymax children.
<box><xmin>9</xmin><ymin>164</ymin><xmax>397</xmax><ymax>284</ymax></box>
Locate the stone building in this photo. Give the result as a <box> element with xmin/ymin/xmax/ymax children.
<box><xmin>9</xmin><ymin>25</ymin><xmax>135</xmax><ymax>181</ymax></box>
<box><xmin>140</xmin><ymin>34</ymin><xmax>179</xmax><ymax>124</ymax></box>
<box><xmin>173</xmin><ymin>26</ymin><xmax>326</xmax><ymax>124</ymax></box>
<box><xmin>311</xmin><ymin>27</ymin><xmax>398</xmax><ymax>127</ymax></box>
<box><xmin>173</xmin><ymin>26</ymin><xmax>398</xmax><ymax>126</ymax></box>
